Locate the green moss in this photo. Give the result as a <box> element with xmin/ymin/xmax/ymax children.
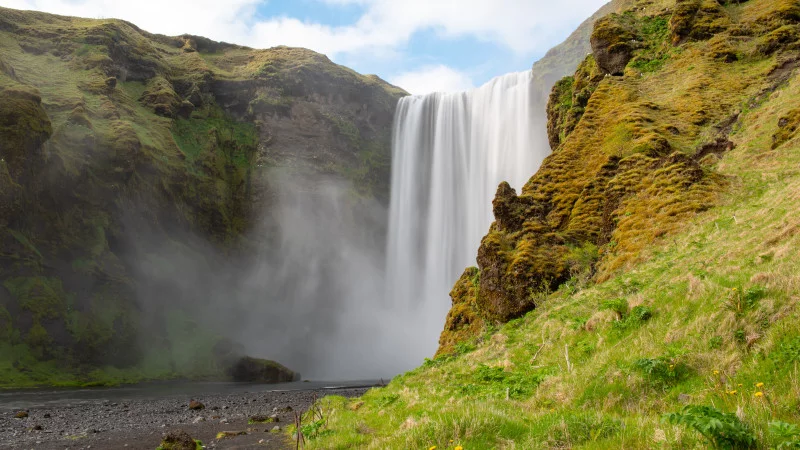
<box><xmin>3</xmin><ymin>276</ymin><xmax>69</xmax><ymax>321</ymax></box>
<box><xmin>772</xmin><ymin>108</ymin><xmax>800</xmax><ymax>149</ymax></box>
<box><xmin>756</xmin><ymin>24</ymin><xmax>800</xmax><ymax>55</ymax></box>
<box><xmin>436</xmin><ymin>267</ymin><xmax>485</xmax><ymax>356</ymax></box>
<box><xmin>669</xmin><ymin>0</ymin><xmax>730</xmax><ymax>44</ymax></box>
<box><xmin>0</xmin><ymin>305</ymin><xmax>13</xmax><ymax>341</ymax></box>
<box><xmin>0</xmin><ymin>85</ymin><xmax>52</xmax><ymax>175</ymax></box>
<box><xmin>140</xmin><ymin>76</ymin><xmax>180</xmax><ymax>117</ymax></box>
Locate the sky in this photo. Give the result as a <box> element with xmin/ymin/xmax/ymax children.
<box><xmin>0</xmin><ymin>0</ymin><xmax>608</xmax><ymax>94</ymax></box>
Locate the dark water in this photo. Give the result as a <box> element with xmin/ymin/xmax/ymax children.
<box><xmin>0</xmin><ymin>380</ymin><xmax>382</xmax><ymax>412</ymax></box>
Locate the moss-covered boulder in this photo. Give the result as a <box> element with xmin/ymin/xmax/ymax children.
<box><xmin>140</xmin><ymin>76</ymin><xmax>181</xmax><ymax>117</ymax></box>
<box><xmin>226</xmin><ymin>356</ymin><xmax>299</xmax><ymax>383</ymax></box>
<box><xmin>0</xmin><ymin>86</ymin><xmax>51</xmax><ymax>180</ymax></box>
<box><xmin>772</xmin><ymin>108</ymin><xmax>800</xmax><ymax>149</ymax></box>
<box><xmin>668</xmin><ymin>0</ymin><xmax>730</xmax><ymax>45</ymax></box>
<box><xmin>590</xmin><ymin>14</ymin><xmax>638</xmax><ymax>75</ymax></box>
<box><xmin>157</xmin><ymin>430</ymin><xmax>201</xmax><ymax>450</ymax></box>
<box><xmin>546</xmin><ymin>55</ymin><xmax>604</xmax><ymax>150</ymax></box>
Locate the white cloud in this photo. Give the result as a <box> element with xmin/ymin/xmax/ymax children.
<box><xmin>3</xmin><ymin>0</ymin><xmax>608</xmax><ymax>56</ymax></box>
<box><xmin>2</xmin><ymin>0</ymin><xmax>262</xmax><ymax>44</ymax></box>
<box><xmin>2</xmin><ymin>0</ymin><xmax>607</xmax><ymax>92</ymax></box>
<box><xmin>390</xmin><ymin>65</ymin><xmax>475</xmax><ymax>95</ymax></box>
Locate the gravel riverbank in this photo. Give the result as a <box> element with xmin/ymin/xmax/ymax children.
<box><xmin>0</xmin><ymin>385</ymin><xmax>371</xmax><ymax>449</ymax></box>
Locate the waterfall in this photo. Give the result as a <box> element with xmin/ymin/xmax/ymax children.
<box><xmin>385</xmin><ymin>70</ymin><xmax>552</xmax><ymax>359</ymax></box>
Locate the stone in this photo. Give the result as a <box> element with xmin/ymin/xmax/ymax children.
<box><xmin>188</xmin><ymin>400</ymin><xmax>205</xmax><ymax>410</ymax></box>
<box><xmin>159</xmin><ymin>429</ymin><xmax>197</xmax><ymax>450</ymax></box>
<box><xmin>14</xmin><ymin>411</ymin><xmax>28</xmax><ymax>419</ymax></box>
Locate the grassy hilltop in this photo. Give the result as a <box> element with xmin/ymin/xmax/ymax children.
<box><xmin>0</xmin><ymin>7</ymin><xmax>404</xmax><ymax>387</ymax></box>
<box><xmin>299</xmin><ymin>0</ymin><xmax>800</xmax><ymax>448</ymax></box>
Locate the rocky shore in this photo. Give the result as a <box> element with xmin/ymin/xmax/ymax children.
<box><xmin>0</xmin><ymin>386</ymin><xmax>369</xmax><ymax>449</ymax></box>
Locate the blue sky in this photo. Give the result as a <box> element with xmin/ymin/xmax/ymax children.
<box><xmin>2</xmin><ymin>0</ymin><xmax>608</xmax><ymax>94</ymax></box>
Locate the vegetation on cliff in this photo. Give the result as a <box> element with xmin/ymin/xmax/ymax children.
<box><xmin>298</xmin><ymin>0</ymin><xmax>800</xmax><ymax>447</ymax></box>
<box><xmin>0</xmin><ymin>6</ymin><xmax>404</xmax><ymax>387</ymax></box>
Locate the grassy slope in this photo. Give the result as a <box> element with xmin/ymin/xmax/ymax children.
<box><xmin>299</xmin><ymin>0</ymin><xmax>800</xmax><ymax>448</ymax></box>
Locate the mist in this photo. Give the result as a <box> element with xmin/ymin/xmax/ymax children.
<box><xmin>124</xmin><ymin>168</ymin><xmax>432</xmax><ymax>380</ymax></box>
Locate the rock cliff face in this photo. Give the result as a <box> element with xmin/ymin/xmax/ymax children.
<box><xmin>439</xmin><ymin>0</ymin><xmax>800</xmax><ymax>353</ymax></box>
<box><xmin>0</xmin><ymin>7</ymin><xmax>404</xmax><ymax>385</ymax></box>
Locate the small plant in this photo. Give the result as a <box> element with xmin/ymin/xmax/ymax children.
<box><xmin>709</xmin><ymin>336</ymin><xmax>724</xmax><ymax>350</ymax></box>
<box><xmin>629</xmin><ymin>305</ymin><xmax>653</xmax><ymax>322</ymax></box>
<box><xmin>773</xmin><ymin>336</ymin><xmax>800</xmax><ymax>365</ymax></box>
<box><xmin>664</xmin><ymin>405</ymin><xmax>756</xmax><ymax>449</ymax></box>
<box><xmin>454</xmin><ymin>341</ymin><xmax>476</xmax><ymax>355</ymax></box>
<box><xmin>770</xmin><ymin>421</ymin><xmax>800</xmax><ymax>449</ymax></box>
<box><xmin>293</xmin><ymin>396</ymin><xmax>333</xmax><ymax>445</ymax></box>
<box><xmin>633</xmin><ymin>354</ymin><xmax>691</xmax><ymax>388</ymax></box>
<box><xmin>723</xmin><ymin>285</ymin><xmax>767</xmax><ymax>316</ymax></box>
<box><xmin>374</xmin><ymin>393</ymin><xmax>400</xmax><ymax>408</ymax></box>
<box><xmin>548</xmin><ymin>412</ymin><xmax>621</xmax><ymax>447</ymax></box>
<box><xmin>611</xmin><ymin>304</ymin><xmax>653</xmax><ymax>333</ymax></box>
<box><xmin>566</xmin><ymin>242</ymin><xmax>600</xmax><ymax>286</ymax></box>
<box><xmin>600</xmin><ymin>298</ymin><xmax>629</xmax><ymax>319</ymax></box>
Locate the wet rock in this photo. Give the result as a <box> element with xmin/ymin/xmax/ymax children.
<box><xmin>188</xmin><ymin>400</ymin><xmax>205</xmax><ymax>410</ymax></box>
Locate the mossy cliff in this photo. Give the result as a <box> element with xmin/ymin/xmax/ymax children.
<box><xmin>441</xmin><ymin>0</ymin><xmax>799</xmax><ymax>340</ymax></box>
<box><xmin>0</xmin><ymin>6</ymin><xmax>404</xmax><ymax>386</ymax></box>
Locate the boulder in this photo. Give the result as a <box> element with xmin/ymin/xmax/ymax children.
<box><xmin>158</xmin><ymin>429</ymin><xmax>199</xmax><ymax>450</ymax></box>
<box><xmin>226</xmin><ymin>356</ymin><xmax>299</xmax><ymax>383</ymax></box>
<box><xmin>590</xmin><ymin>14</ymin><xmax>638</xmax><ymax>75</ymax></box>
<box><xmin>188</xmin><ymin>400</ymin><xmax>205</xmax><ymax>410</ymax></box>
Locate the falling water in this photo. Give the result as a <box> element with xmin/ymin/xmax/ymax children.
<box><xmin>386</xmin><ymin>70</ymin><xmax>552</xmax><ymax>359</ymax></box>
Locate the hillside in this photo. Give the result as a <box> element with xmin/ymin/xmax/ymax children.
<box><xmin>300</xmin><ymin>0</ymin><xmax>800</xmax><ymax>448</ymax></box>
<box><xmin>0</xmin><ymin>6</ymin><xmax>405</xmax><ymax>386</ymax></box>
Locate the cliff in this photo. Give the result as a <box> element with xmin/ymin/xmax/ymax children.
<box><xmin>0</xmin><ymin>6</ymin><xmax>405</xmax><ymax>386</ymax></box>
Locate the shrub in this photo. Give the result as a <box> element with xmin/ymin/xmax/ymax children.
<box><xmin>633</xmin><ymin>354</ymin><xmax>691</xmax><ymax>388</ymax></box>
<box><xmin>664</xmin><ymin>405</ymin><xmax>756</xmax><ymax>449</ymax></box>
<box><xmin>770</xmin><ymin>421</ymin><xmax>800</xmax><ymax>449</ymax></box>
<box><xmin>600</xmin><ymin>298</ymin><xmax>629</xmax><ymax>319</ymax></box>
